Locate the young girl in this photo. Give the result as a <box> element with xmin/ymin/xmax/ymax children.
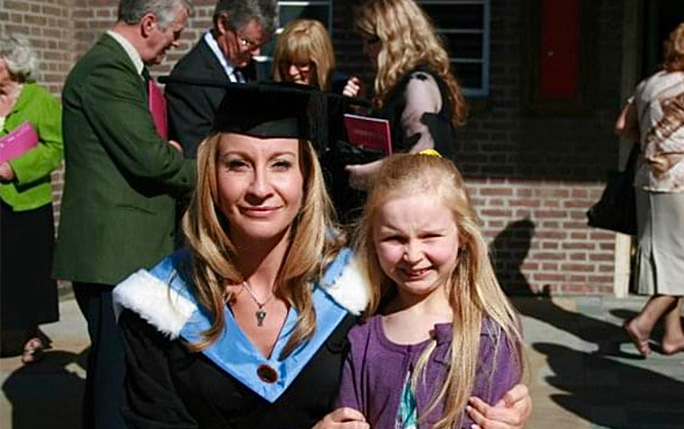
<box><xmin>337</xmin><ymin>153</ymin><xmax>526</xmax><ymax>429</ymax></box>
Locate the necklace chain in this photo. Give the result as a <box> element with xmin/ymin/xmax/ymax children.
<box><xmin>241</xmin><ymin>282</ymin><xmax>275</xmax><ymax>327</ymax></box>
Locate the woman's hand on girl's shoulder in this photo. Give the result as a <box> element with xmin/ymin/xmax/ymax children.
<box><xmin>466</xmin><ymin>383</ymin><xmax>532</xmax><ymax>429</ymax></box>
<box><xmin>312</xmin><ymin>407</ymin><xmax>369</xmax><ymax>429</ymax></box>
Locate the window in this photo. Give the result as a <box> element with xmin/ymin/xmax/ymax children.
<box><xmin>255</xmin><ymin>1</ymin><xmax>333</xmax><ymax>80</ymax></box>
<box><xmin>418</xmin><ymin>0</ymin><xmax>490</xmax><ymax>97</ymax></box>
<box><xmin>278</xmin><ymin>1</ymin><xmax>332</xmax><ymax>26</ymax></box>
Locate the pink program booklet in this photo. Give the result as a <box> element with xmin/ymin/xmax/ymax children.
<box><xmin>344</xmin><ymin>113</ymin><xmax>392</xmax><ymax>155</ymax></box>
<box><xmin>0</xmin><ymin>122</ymin><xmax>39</xmax><ymax>164</ymax></box>
<box><xmin>148</xmin><ymin>79</ymin><xmax>169</xmax><ymax>141</ymax></box>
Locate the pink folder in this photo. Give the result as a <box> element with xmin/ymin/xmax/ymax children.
<box><xmin>148</xmin><ymin>79</ymin><xmax>169</xmax><ymax>141</ymax></box>
<box><xmin>0</xmin><ymin>122</ymin><xmax>39</xmax><ymax>164</ymax></box>
<box><xmin>343</xmin><ymin>113</ymin><xmax>392</xmax><ymax>155</ymax></box>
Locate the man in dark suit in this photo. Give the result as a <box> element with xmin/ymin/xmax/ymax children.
<box><xmin>166</xmin><ymin>0</ymin><xmax>277</xmax><ymax>158</ymax></box>
<box><xmin>52</xmin><ymin>0</ymin><xmax>195</xmax><ymax>427</ymax></box>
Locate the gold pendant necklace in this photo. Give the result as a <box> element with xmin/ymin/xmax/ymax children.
<box><xmin>241</xmin><ymin>282</ymin><xmax>275</xmax><ymax>327</ymax></box>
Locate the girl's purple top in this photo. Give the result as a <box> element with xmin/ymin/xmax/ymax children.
<box><xmin>336</xmin><ymin>315</ymin><xmax>521</xmax><ymax>428</ymax></box>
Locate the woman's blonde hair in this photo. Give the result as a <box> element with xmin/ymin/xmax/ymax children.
<box><xmin>272</xmin><ymin>19</ymin><xmax>336</xmax><ymax>91</ymax></box>
<box><xmin>181</xmin><ymin>132</ymin><xmax>343</xmax><ymax>357</ymax></box>
<box><xmin>354</xmin><ymin>154</ymin><xmax>525</xmax><ymax>429</ymax></box>
<box><xmin>354</xmin><ymin>0</ymin><xmax>467</xmax><ymax>125</ymax></box>
<box><xmin>663</xmin><ymin>22</ymin><xmax>684</xmax><ymax>72</ymax></box>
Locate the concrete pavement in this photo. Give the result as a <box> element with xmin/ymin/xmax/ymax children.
<box><xmin>1</xmin><ymin>291</ymin><xmax>683</xmax><ymax>428</ymax></box>
<box><xmin>517</xmin><ymin>296</ymin><xmax>684</xmax><ymax>429</ymax></box>
<box><xmin>1</xmin><ymin>289</ymin><xmax>87</xmax><ymax>429</ymax></box>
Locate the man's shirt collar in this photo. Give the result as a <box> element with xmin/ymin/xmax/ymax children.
<box><xmin>203</xmin><ymin>30</ymin><xmax>243</xmax><ymax>83</ymax></box>
<box><xmin>107</xmin><ymin>30</ymin><xmax>145</xmax><ymax>77</ymax></box>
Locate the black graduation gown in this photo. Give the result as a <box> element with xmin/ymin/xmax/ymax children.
<box><xmin>113</xmin><ymin>248</ymin><xmax>368</xmax><ymax>429</ymax></box>
<box><xmin>119</xmin><ymin>310</ymin><xmax>357</xmax><ymax>429</ymax></box>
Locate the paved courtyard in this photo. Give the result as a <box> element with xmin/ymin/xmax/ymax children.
<box><xmin>1</xmin><ymin>292</ymin><xmax>683</xmax><ymax>428</ymax></box>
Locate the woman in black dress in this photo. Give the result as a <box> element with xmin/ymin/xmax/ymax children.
<box><xmin>0</xmin><ymin>34</ymin><xmax>63</xmax><ymax>363</ymax></box>
<box><xmin>345</xmin><ymin>0</ymin><xmax>468</xmax><ymax>189</ymax></box>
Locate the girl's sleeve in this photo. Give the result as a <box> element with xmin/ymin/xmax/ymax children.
<box><xmin>476</xmin><ymin>328</ymin><xmax>523</xmax><ymax>406</ymax></box>
<box><xmin>335</xmin><ymin>340</ymin><xmax>363</xmax><ymax>411</ymax></box>
<box><xmin>119</xmin><ymin>309</ymin><xmax>199</xmax><ymax>429</ymax></box>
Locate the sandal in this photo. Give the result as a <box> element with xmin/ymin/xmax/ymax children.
<box><xmin>21</xmin><ymin>337</ymin><xmax>45</xmax><ymax>364</ymax></box>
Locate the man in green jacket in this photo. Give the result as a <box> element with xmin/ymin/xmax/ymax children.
<box><xmin>52</xmin><ymin>0</ymin><xmax>195</xmax><ymax>427</ymax></box>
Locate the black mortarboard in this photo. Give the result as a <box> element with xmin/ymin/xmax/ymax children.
<box><xmin>158</xmin><ymin>76</ymin><xmax>370</xmax><ymax>153</ymax></box>
<box><xmin>212</xmin><ymin>82</ymin><xmax>313</xmax><ymax>139</ymax></box>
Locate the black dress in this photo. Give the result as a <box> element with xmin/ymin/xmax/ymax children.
<box><xmin>0</xmin><ymin>201</ymin><xmax>58</xmax><ymax>330</ymax></box>
<box><xmin>376</xmin><ymin>65</ymin><xmax>459</xmax><ymax>159</ymax></box>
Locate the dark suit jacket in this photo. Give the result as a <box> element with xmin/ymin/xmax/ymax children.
<box><xmin>166</xmin><ymin>34</ymin><xmax>255</xmax><ymax>158</ymax></box>
<box><xmin>52</xmin><ymin>33</ymin><xmax>196</xmax><ymax>285</ymax></box>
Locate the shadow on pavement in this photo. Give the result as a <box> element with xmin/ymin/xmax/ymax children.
<box><xmin>493</xmin><ymin>218</ymin><xmax>684</xmax><ymax>427</ymax></box>
<box><xmin>492</xmin><ymin>218</ymin><xmax>646</xmax><ymax>357</ymax></box>
<box><xmin>2</xmin><ymin>348</ymin><xmax>88</xmax><ymax>429</ymax></box>
<box><xmin>535</xmin><ymin>342</ymin><xmax>684</xmax><ymax>429</ymax></box>
<box><xmin>514</xmin><ymin>297</ymin><xmax>642</xmax><ymax>358</ymax></box>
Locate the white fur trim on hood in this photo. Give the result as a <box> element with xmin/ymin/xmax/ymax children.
<box><xmin>113</xmin><ymin>252</ymin><xmax>371</xmax><ymax>338</ymax></box>
<box><xmin>319</xmin><ymin>255</ymin><xmax>370</xmax><ymax>316</ymax></box>
<box><xmin>113</xmin><ymin>269</ymin><xmax>196</xmax><ymax>339</ymax></box>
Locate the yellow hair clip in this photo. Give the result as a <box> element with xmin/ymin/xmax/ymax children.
<box><xmin>418</xmin><ymin>149</ymin><xmax>442</xmax><ymax>158</ymax></box>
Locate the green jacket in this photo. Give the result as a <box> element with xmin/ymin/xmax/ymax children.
<box><xmin>0</xmin><ymin>83</ymin><xmax>63</xmax><ymax>211</ymax></box>
<box><xmin>53</xmin><ymin>33</ymin><xmax>196</xmax><ymax>285</ymax></box>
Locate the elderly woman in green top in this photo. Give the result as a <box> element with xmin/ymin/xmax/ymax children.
<box><xmin>0</xmin><ymin>34</ymin><xmax>63</xmax><ymax>363</ymax></box>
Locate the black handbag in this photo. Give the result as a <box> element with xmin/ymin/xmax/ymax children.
<box><xmin>586</xmin><ymin>144</ymin><xmax>640</xmax><ymax>236</ymax></box>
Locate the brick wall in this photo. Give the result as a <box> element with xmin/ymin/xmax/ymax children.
<box><xmin>2</xmin><ymin>0</ymin><xmax>627</xmax><ymax>295</ymax></box>
<box><xmin>467</xmin><ymin>0</ymin><xmax>623</xmax><ymax>295</ymax></box>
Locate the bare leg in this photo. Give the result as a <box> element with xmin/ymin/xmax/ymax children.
<box><xmin>624</xmin><ymin>295</ymin><xmax>679</xmax><ymax>357</ymax></box>
<box><xmin>661</xmin><ymin>297</ymin><xmax>684</xmax><ymax>355</ymax></box>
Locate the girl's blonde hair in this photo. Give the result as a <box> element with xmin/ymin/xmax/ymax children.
<box><xmin>663</xmin><ymin>22</ymin><xmax>684</xmax><ymax>73</ymax></box>
<box><xmin>272</xmin><ymin>19</ymin><xmax>336</xmax><ymax>91</ymax></box>
<box><xmin>181</xmin><ymin>132</ymin><xmax>343</xmax><ymax>357</ymax></box>
<box><xmin>354</xmin><ymin>154</ymin><xmax>524</xmax><ymax>429</ymax></box>
<box><xmin>354</xmin><ymin>0</ymin><xmax>467</xmax><ymax>125</ymax></box>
